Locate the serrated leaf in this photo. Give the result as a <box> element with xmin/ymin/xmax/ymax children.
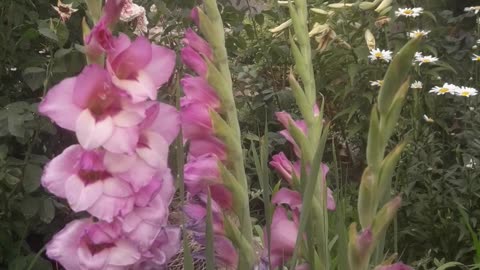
<box><xmin>20</xmin><ymin>196</ymin><xmax>40</xmax><ymax>219</ymax></box>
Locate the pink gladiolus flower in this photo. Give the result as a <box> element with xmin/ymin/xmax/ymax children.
<box><xmin>188</xmin><ymin>137</ymin><xmax>227</xmax><ymax>161</ymax></box>
<box><xmin>276</xmin><ymin>112</ymin><xmax>307</xmax><ymax>157</ymax></box>
<box><xmin>181</xmin><ymin>100</ymin><xmax>214</xmax><ymax>139</ymax></box>
<box><xmin>184</xmin><ymin>28</ymin><xmax>213</xmax><ymax>60</ymax></box>
<box><xmin>107</xmin><ymin>34</ymin><xmax>176</xmax><ymax>102</ymax></box>
<box><xmin>270</xmin><ymin>154</ymin><xmax>336</xmax><ymax>211</ymax></box>
<box><xmin>133</xmin><ymin>227</ymin><xmax>181</xmax><ymax>269</ymax></box>
<box><xmin>39</xmin><ymin>65</ymin><xmax>151</xmax><ymax>152</ymax></box>
<box><xmin>264</xmin><ymin>207</ymin><xmax>300</xmax><ymax>268</ymax></box>
<box><xmin>269</xmin><ymin>152</ymin><xmax>300</xmax><ymax>184</ymax></box>
<box><xmin>190</xmin><ymin>7</ymin><xmax>200</xmax><ymax>26</ymax></box>
<box><xmin>181</xmin><ymin>46</ymin><xmax>208</xmax><ymax>77</ymax></box>
<box><xmin>181</xmin><ymin>76</ymin><xmax>220</xmax><ymax>109</ymax></box>
<box><xmin>42</xmin><ymin>145</ymin><xmax>136</xmax><ymax>222</ymax></box>
<box><xmin>46</xmin><ymin>218</ymin><xmax>141</xmax><ymax>269</ymax></box>
<box><xmin>272</xmin><ymin>188</ymin><xmax>302</xmax><ymax>211</ymax></box>
<box><xmin>195</xmin><ymin>235</ymin><xmax>239</xmax><ymax>268</ymax></box>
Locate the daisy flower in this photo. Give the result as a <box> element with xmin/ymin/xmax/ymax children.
<box><xmin>455</xmin><ymin>86</ymin><xmax>478</xmax><ymax>97</ymax></box>
<box><xmin>472</xmin><ymin>54</ymin><xmax>480</xmax><ymax>62</ymax></box>
<box><xmin>395</xmin><ymin>7</ymin><xmax>423</xmax><ymax>18</ymax></box>
<box><xmin>429</xmin><ymin>83</ymin><xmax>458</xmax><ymax>95</ymax></box>
<box><xmin>370</xmin><ymin>80</ymin><xmax>383</xmax><ymax>87</ymax></box>
<box><xmin>408</xmin><ymin>30</ymin><xmax>430</xmax><ymax>39</ymax></box>
<box><xmin>423</xmin><ymin>114</ymin><xmax>434</xmax><ymax>123</ymax></box>
<box><xmin>368</xmin><ymin>48</ymin><xmax>392</xmax><ymax>63</ymax></box>
<box><xmin>465</xmin><ymin>6</ymin><xmax>480</xmax><ymax>14</ymax></box>
<box><xmin>415</xmin><ymin>54</ymin><xmax>439</xmax><ymax>65</ymax></box>
<box><xmin>410</xmin><ymin>81</ymin><xmax>423</xmax><ymax>89</ymax></box>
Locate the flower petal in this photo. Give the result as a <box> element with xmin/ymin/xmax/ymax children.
<box><xmin>65</xmin><ymin>175</ymin><xmax>103</xmax><ymax>212</ymax></box>
<box><xmin>76</xmin><ymin>110</ymin><xmax>114</xmax><ymax>150</ymax></box>
<box><xmin>41</xmin><ymin>145</ymin><xmax>83</xmax><ymax>198</ymax></box>
<box><xmin>136</xmin><ymin>131</ymin><xmax>169</xmax><ymax>170</ymax></box>
<box><xmin>142</xmin><ymin>45</ymin><xmax>176</xmax><ymax>88</ymax></box>
<box><xmin>39</xmin><ymin>77</ymin><xmax>82</xmax><ymax>131</ymax></box>
<box><xmin>103</xmin><ymin>127</ymin><xmax>139</xmax><ymax>154</ymax></box>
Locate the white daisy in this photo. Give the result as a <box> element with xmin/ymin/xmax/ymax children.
<box><xmin>477</xmin><ymin>39</ymin><xmax>480</xmax><ymax>44</ymax></box>
<box><xmin>395</xmin><ymin>7</ymin><xmax>423</xmax><ymax>18</ymax></box>
<box><xmin>429</xmin><ymin>83</ymin><xmax>458</xmax><ymax>95</ymax></box>
<box><xmin>415</xmin><ymin>54</ymin><xmax>439</xmax><ymax>65</ymax></box>
<box><xmin>472</xmin><ymin>54</ymin><xmax>480</xmax><ymax>61</ymax></box>
<box><xmin>370</xmin><ymin>80</ymin><xmax>383</xmax><ymax>87</ymax></box>
<box><xmin>368</xmin><ymin>48</ymin><xmax>393</xmax><ymax>62</ymax></box>
<box><xmin>411</xmin><ymin>81</ymin><xmax>423</xmax><ymax>89</ymax></box>
<box><xmin>454</xmin><ymin>86</ymin><xmax>478</xmax><ymax>97</ymax></box>
<box><xmin>408</xmin><ymin>30</ymin><xmax>430</xmax><ymax>39</ymax></box>
<box><xmin>423</xmin><ymin>114</ymin><xmax>434</xmax><ymax>123</ymax></box>
<box><xmin>465</xmin><ymin>6</ymin><xmax>480</xmax><ymax>14</ymax></box>
<box><xmin>466</xmin><ymin>158</ymin><xmax>477</xmax><ymax>169</ymax></box>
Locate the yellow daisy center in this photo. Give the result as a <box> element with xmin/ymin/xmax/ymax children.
<box><xmin>422</xmin><ymin>59</ymin><xmax>430</xmax><ymax>63</ymax></box>
<box><xmin>439</xmin><ymin>88</ymin><xmax>448</xmax><ymax>94</ymax></box>
<box><xmin>404</xmin><ymin>10</ymin><xmax>413</xmax><ymax>15</ymax></box>
<box><xmin>375</xmin><ymin>52</ymin><xmax>383</xmax><ymax>58</ymax></box>
<box><xmin>461</xmin><ymin>92</ymin><xmax>470</xmax><ymax>96</ymax></box>
<box><xmin>476</xmin><ymin>57</ymin><xmax>480</xmax><ymax>61</ymax></box>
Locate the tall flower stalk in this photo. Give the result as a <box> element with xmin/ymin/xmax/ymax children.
<box><xmin>349</xmin><ymin>38</ymin><xmax>421</xmax><ymax>270</ymax></box>
<box><xmin>180</xmin><ymin>0</ymin><xmax>255</xmax><ymax>268</ymax></box>
<box><xmin>38</xmin><ymin>0</ymin><xmax>181</xmax><ymax>268</ymax></box>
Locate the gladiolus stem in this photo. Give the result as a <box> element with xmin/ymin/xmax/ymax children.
<box><xmin>202</xmin><ymin>0</ymin><xmax>254</xmax><ymax>266</ymax></box>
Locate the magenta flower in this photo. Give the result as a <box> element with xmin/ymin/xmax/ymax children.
<box><xmin>187</xmin><ymin>137</ymin><xmax>227</xmax><ymax>161</ymax></box>
<box><xmin>270</xmin><ymin>153</ymin><xmax>336</xmax><ymax>211</ymax></box>
<box><xmin>181</xmin><ymin>46</ymin><xmax>208</xmax><ymax>77</ymax></box>
<box><xmin>181</xmin><ymin>100</ymin><xmax>214</xmax><ymax>139</ymax></box>
<box><xmin>264</xmin><ymin>207</ymin><xmax>300</xmax><ymax>268</ymax></box>
<box><xmin>195</xmin><ymin>235</ymin><xmax>239</xmax><ymax>268</ymax></box>
<box><xmin>42</xmin><ymin>145</ymin><xmax>135</xmax><ymax>222</ymax></box>
<box><xmin>181</xmin><ymin>76</ymin><xmax>220</xmax><ymax>109</ymax></box>
<box><xmin>276</xmin><ymin>112</ymin><xmax>308</xmax><ymax>157</ymax></box>
<box><xmin>184</xmin><ymin>28</ymin><xmax>213</xmax><ymax>60</ymax></box>
<box><xmin>107</xmin><ymin>34</ymin><xmax>176</xmax><ymax>102</ymax></box>
<box><xmin>269</xmin><ymin>152</ymin><xmax>301</xmax><ymax>184</ymax></box>
<box><xmin>46</xmin><ymin>218</ymin><xmax>141</xmax><ymax>269</ymax></box>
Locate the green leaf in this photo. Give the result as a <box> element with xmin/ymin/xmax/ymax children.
<box><xmin>39</xmin><ymin>198</ymin><xmax>55</xmax><ymax>224</ymax></box>
<box><xmin>23</xmin><ymin>164</ymin><xmax>42</xmax><ymax>193</ymax></box>
<box><xmin>20</xmin><ymin>196</ymin><xmax>40</xmax><ymax>219</ymax></box>
<box><xmin>22</xmin><ymin>67</ymin><xmax>45</xmax><ymax>91</ymax></box>
<box><xmin>435</xmin><ymin>262</ymin><xmax>463</xmax><ymax>270</ymax></box>
<box><xmin>38</xmin><ymin>27</ymin><xmax>57</xmax><ymax>42</ymax></box>
<box><xmin>56</xmin><ymin>22</ymin><xmax>69</xmax><ymax>47</ymax></box>
<box><xmin>378</xmin><ymin>38</ymin><xmax>420</xmax><ymax>114</ymax></box>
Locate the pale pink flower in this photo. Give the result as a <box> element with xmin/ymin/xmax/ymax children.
<box><xmin>41</xmin><ymin>145</ymin><xmax>136</xmax><ymax>222</ymax></box>
<box><xmin>181</xmin><ymin>76</ymin><xmax>220</xmax><ymax>109</ymax></box>
<box><xmin>39</xmin><ymin>65</ymin><xmax>150</xmax><ymax>152</ymax></box>
<box><xmin>119</xmin><ymin>0</ymin><xmax>149</xmax><ymax>35</ymax></box>
<box><xmin>46</xmin><ymin>218</ymin><xmax>141</xmax><ymax>269</ymax></box>
<box><xmin>52</xmin><ymin>0</ymin><xmax>78</xmax><ymax>22</ymax></box>
<box><xmin>181</xmin><ymin>46</ymin><xmax>208</xmax><ymax>77</ymax></box>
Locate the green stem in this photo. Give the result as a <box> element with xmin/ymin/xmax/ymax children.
<box><xmin>203</xmin><ymin>0</ymin><xmax>254</xmax><ymax>266</ymax></box>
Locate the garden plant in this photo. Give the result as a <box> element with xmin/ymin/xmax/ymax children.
<box><xmin>1</xmin><ymin>0</ymin><xmax>480</xmax><ymax>269</ymax></box>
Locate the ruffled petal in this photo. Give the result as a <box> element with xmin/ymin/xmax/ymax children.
<box><xmin>103</xmin><ymin>127</ymin><xmax>139</xmax><ymax>154</ymax></box>
<box><xmin>142</xmin><ymin>45</ymin><xmax>176</xmax><ymax>88</ymax></box>
<box><xmin>136</xmin><ymin>131</ymin><xmax>169</xmax><ymax>171</ymax></box>
<box><xmin>41</xmin><ymin>145</ymin><xmax>83</xmax><ymax>198</ymax></box>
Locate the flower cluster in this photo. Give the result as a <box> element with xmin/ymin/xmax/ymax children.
<box><xmin>260</xmin><ymin>110</ymin><xmax>336</xmax><ymax>268</ymax></box>
<box><xmin>39</xmin><ymin>1</ymin><xmax>180</xmax><ymax>268</ymax></box>
<box><xmin>119</xmin><ymin>0</ymin><xmax>148</xmax><ymax>35</ymax></box>
<box><xmin>395</xmin><ymin>7</ymin><xmax>423</xmax><ymax>18</ymax></box>
<box><xmin>180</xmin><ymin>10</ymin><xmax>239</xmax><ymax>268</ymax></box>
<box><xmin>429</xmin><ymin>83</ymin><xmax>478</xmax><ymax>97</ymax></box>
